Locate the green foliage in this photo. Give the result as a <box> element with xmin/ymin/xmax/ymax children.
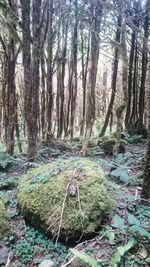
<box><xmin>0</xmin><ymin>199</ymin><xmax>11</xmax><ymax>239</ymax></box>
<box><xmin>5</xmin><ymin>226</ymin><xmax>68</xmax><ymax>267</ymax></box>
<box><xmin>112</xmin><ymin>153</ymin><xmax>130</xmax><ymax>166</ymax></box>
<box><xmin>110</xmin><ymin>168</ymin><xmax>130</xmax><ymax>183</ymax></box>
<box><xmin>0</xmin><ymin>152</ymin><xmax>11</xmax><ymax>170</ymax></box>
<box><xmin>112</xmin><ymin>213</ymin><xmax>150</xmax><ymax>240</ymax></box>
<box><xmin>109</xmin><ymin>153</ymin><xmax>134</xmax><ymax>183</ymax></box>
<box><xmin>70</xmin><ymin>238</ymin><xmax>136</xmax><ymax>267</ymax></box>
<box><xmin>112</xmin><ymin>214</ymin><xmax>126</xmax><ymax>230</ymax></box>
<box><xmin>70</xmin><ymin>249</ymin><xmax>101</xmax><ymax>267</ymax></box>
<box><xmin>0</xmin><ymin>176</ymin><xmax>19</xmax><ymax>190</ymax></box>
<box><xmin>128</xmin><ymin>171</ymin><xmax>143</xmax><ymax>186</ymax></box>
<box><xmin>127</xmin><ymin>134</ymin><xmax>143</xmax><ymax>144</ymax></box>
<box><xmin>110</xmin><ymin>238</ymin><xmax>136</xmax><ymax>267</ymax></box>
<box><xmin>105</xmin><ymin>231</ymin><xmax>115</xmax><ymax>245</ymax></box>
<box><xmin>93</xmin><ymin>117</ymin><xmax>105</xmax><ymax>136</ymax></box>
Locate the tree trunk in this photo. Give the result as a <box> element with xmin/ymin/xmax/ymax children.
<box><xmin>137</xmin><ymin>0</ymin><xmax>149</xmax><ymax>130</ymax></box>
<box><xmin>80</xmin><ymin>29</ymin><xmax>90</xmax><ymax>136</ymax></box>
<box><xmin>142</xmin><ymin>63</ymin><xmax>150</xmax><ymax>199</ymax></box>
<box><xmin>70</xmin><ymin>0</ymin><xmax>78</xmax><ymax>139</ymax></box>
<box><xmin>113</xmin><ymin>2</ymin><xmax>128</xmax><ymax>156</ymax></box>
<box><xmin>125</xmin><ymin>30</ymin><xmax>135</xmax><ymax>130</ymax></box>
<box><xmin>100</xmin><ymin>16</ymin><xmax>121</xmax><ymax>137</ymax></box>
<box><xmin>21</xmin><ymin>0</ymin><xmax>42</xmax><ymax>161</ymax></box>
<box><xmin>129</xmin><ymin>40</ymin><xmax>139</xmax><ymax>126</ymax></box>
<box><xmin>59</xmin><ymin>20</ymin><xmax>68</xmax><ymax>138</ymax></box>
<box><xmin>47</xmin><ymin>0</ymin><xmax>54</xmax><ymax>134</ymax></box>
<box><xmin>81</xmin><ymin>0</ymin><xmax>102</xmax><ymax>155</ymax></box>
<box><xmin>0</xmin><ymin>0</ymin><xmax>19</xmax><ymax>155</ymax></box>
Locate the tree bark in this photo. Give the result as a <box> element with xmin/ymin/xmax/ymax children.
<box><xmin>137</xmin><ymin>0</ymin><xmax>149</xmax><ymax>129</ymax></box>
<box><xmin>21</xmin><ymin>0</ymin><xmax>42</xmax><ymax>161</ymax></box>
<box><xmin>100</xmin><ymin>16</ymin><xmax>121</xmax><ymax>137</ymax></box>
<box><xmin>47</xmin><ymin>0</ymin><xmax>54</xmax><ymax>134</ymax></box>
<box><xmin>113</xmin><ymin>2</ymin><xmax>128</xmax><ymax>156</ymax></box>
<box><xmin>81</xmin><ymin>0</ymin><xmax>102</xmax><ymax>155</ymax></box>
<box><xmin>142</xmin><ymin>63</ymin><xmax>150</xmax><ymax>199</ymax></box>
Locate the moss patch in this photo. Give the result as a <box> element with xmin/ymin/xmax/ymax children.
<box><xmin>0</xmin><ymin>199</ymin><xmax>11</xmax><ymax>239</ymax></box>
<box><xmin>18</xmin><ymin>158</ymin><xmax>113</xmax><ymax>241</ymax></box>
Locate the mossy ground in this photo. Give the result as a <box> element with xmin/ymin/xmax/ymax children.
<box><xmin>18</xmin><ymin>158</ymin><xmax>112</xmax><ymax>241</ymax></box>
<box><xmin>0</xmin><ymin>199</ymin><xmax>10</xmax><ymax>239</ymax></box>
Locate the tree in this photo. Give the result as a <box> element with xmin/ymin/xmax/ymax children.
<box><xmin>113</xmin><ymin>1</ymin><xmax>128</xmax><ymax>156</ymax></box>
<box><xmin>142</xmin><ymin>63</ymin><xmax>150</xmax><ymax>199</ymax></box>
<box><xmin>20</xmin><ymin>0</ymin><xmax>42</xmax><ymax>161</ymax></box>
<box><xmin>47</xmin><ymin>0</ymin><xmax>54</xmax><ymax>135</ymax></box>
<box><xmin>100</xmin><ymin>15</ymin><xmax>121</xmax><ymax>137</ymax></box>
<box><xmin>0</xmin><ymin>0</ymin><xmax>19</xmax><ymax>155</ymax></box>
<box><xmin>81</xmin><ymin>0</ymin><xmax>103</xmax><ymax>155</ymax></box>
<box><xmin>137</xmin><ymin>0</ymin><xmax>150</xmax><ymax>132</ymax></box>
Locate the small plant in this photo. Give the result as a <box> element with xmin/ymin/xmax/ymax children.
<box><xmin>127</xmin><ymin>134</ymin><xmax>143</xmax><ymax>144</ymax></box>
<box><xmin>6</xmin><ymin>227</ymin><xmax>68</xmax><ymax>267</ymax></box>
<box><xmin>70</xmin><ymin>238</ymin><xmax>136</xmax><ymax>267</ymax></box>
<box><xmin>0</xmin><ymin>176</ymin><xmax>19</xmax><ymax>190</ymax></box>
<box><xmin>70</xmin><ymin>248</ymin><xmax>101</xmax><ymax>267</ymax></box>
<box><xmin>0</xmin><ymin>152</ymin><xmax>11</xmax><ymax>170</ymax></box>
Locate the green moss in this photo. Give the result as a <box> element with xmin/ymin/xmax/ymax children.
<box><xmin>18</xmin><ymin>158</ymin><xmax>113</xmax><ymax>241</ymax></box>
<box><xmin>0</xmin><ymin>199</ymin><xmax>11</xmax><ymax>239</ymax></box>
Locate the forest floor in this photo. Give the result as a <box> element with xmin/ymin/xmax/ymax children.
<box><xmin>0</xmin><ymin>138</ymin><xmax>150</xmax><ymax>267</ymax></box>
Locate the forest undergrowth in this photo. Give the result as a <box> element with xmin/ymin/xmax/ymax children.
<box><xmin>0</xmin><ymin>136</ymin><xmax>150</xmax><ymax>267</ymax></box>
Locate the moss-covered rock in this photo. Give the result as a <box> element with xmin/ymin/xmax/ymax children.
<box><xmin>0</xmin><ymin>200</ymin><xmax>11</xmax><ymax>239</ymax></box>
<box><xmin>18</xmin><ymin>158</ymin><xmax>113</xmax><ymax>241</ymax></box>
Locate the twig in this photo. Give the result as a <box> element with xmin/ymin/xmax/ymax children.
<box><xmin>61</xmin><ymin>256</ymin><xmax>76</xmax><ymax>267</ymax></box>
<box><xmin>61</xmin><ymin>234</ymin><xmax>105</xmax><ymax>267</ymax></box>
<box><xmin>5</xmin><ymin>253</ymin><xmax>11</xmax><ymax>267</ymax></box>
<box><xmin>55</xmin><ymin>183</ymin><xmax>70</xmax><ymax>244</ymax></box>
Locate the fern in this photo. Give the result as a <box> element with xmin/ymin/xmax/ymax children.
<box><xmin>110</xmin><ymin>168</ymin><xmax>130</xmax><ymax>183</ymax></box>
<box><xmin>70</xmin><ymin>249</ymin><xmax>101</xmax><ymax>267</ymax></box>
<box><xmin>0</xmin><ymin>152</ymin><xmax>11</xmax><ymax>170</ymax></box>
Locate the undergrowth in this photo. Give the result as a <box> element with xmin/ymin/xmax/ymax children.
<box><xmin>4</xmin><ymin>227</ymin><xmax>68</xmax><ymax>267</ymax></box>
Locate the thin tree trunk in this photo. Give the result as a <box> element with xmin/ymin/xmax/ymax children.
<box><xmin>100</xmin><ymin>16</ymin><xmax>121</xmax><ymax>137</ymax></box>
<box><xmin>138</xmin><ymin>0</ymin><xmax>149</xmax><ymax>129</ymax></box>
<box><xmin>47</xmin><ymin>0</ymin><xmax>54</xmax><ymax>134</ymax></box>
<box><xmin>41</xmin><ymin>54</ymin><xmax>46</xmax><ymax>139</ymax></box>
<box><xmin>81</xmin><ymin>1</ymin><xmax>102</xmax><ymax>155</ymax></box>
<box><xmin>59</xmin><ymin>20</ymin><xmax>68</xmax><ymax>138</ymax></box>
<box><xmin>21</xmin><ymin>0</ymin><xmax>42</xmax><ymax>161</ymax></box>
<box><xmin>80</xmin><ymin>30</ymin><xmax>90</xmax><ymax>136</ymax></box>
<box><xmin>125</xmin><ymin>30</ymin><xmax>135</xmax><ymax>130</ymax></box>
<box><xmin>142</xmin><ymin>63</ymin><xmax>150</xmax><ymax>199</ymax></box>
<box><xmin>70</xmin><ymin>0</ymin><xmax>78</xmax><ymax>139</ymax></box>
<box><xmin>114</xmin><ymin>2</ymin><xmax>128</xmax><ymax>156</ymax></box>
